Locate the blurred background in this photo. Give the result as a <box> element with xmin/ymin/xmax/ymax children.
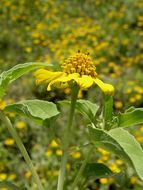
<box><xmin>0</xmin><ymin>0</ymin><xmax>143</xmax><ymax>189</ymax></box>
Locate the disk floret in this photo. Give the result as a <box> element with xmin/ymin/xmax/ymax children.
<box><xmin>61</xmin><ymin>52</ymin><xmax>97</xmax><ymax>77</ymax></box>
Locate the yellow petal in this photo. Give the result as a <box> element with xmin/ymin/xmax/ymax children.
<box><xmin>47</xmin><ymin>73</ymin><xmax>79</xmax><ymax>91</ymax></box>
<box><xmin>34</xmin><ymin>69</ymin><xmax>64</xmax><ymax>85</ymax></box>
<box><xmin>94</xmin><ymin>78</ymin><xmax>115</xmax><ymax>95</ymax></box>
<box><xmin>75</xmin><ymin>75</ymin><xmax>94</xmax><ymax>89</ymax></box>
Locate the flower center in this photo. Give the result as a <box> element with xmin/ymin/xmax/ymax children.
<box><xmin>61</xmin><ymin>52</ymin><xmax>97</xmax><ymax>77</ymax></box>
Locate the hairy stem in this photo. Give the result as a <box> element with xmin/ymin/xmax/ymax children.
<box><xmin>0</xmin><ymin>110</ymin><xmax>44</xmax><ymax>190</ymax></box>
<box><xmin>57</xmin><ymin>85</ymin><xmax>79</xmax><ymax>190</ymax></box>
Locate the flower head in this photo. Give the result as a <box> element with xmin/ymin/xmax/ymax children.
<box><xmin>35</xmin><ymin>52</ymin><xmax>114</xmax><ymax>95</ymax></box>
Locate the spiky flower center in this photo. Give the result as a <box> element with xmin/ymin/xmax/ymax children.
<box><xmin>61</xmin><ymin>52</ymin><xmax>97</xmax><ymax>77</ymax></box>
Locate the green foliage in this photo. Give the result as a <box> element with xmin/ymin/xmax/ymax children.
<box><xmin>75</xmin><ymin>99</ymin><xmax>99</xmax><ymax>122</ymax></box>
<box><xmin>76</xmin><ymin>163</ymin><xmax>113</xmax><ymax>178</ymax></box>
<box><xmin>89</xmin><ymin>126</ymin><xmax>143</xmax><ymax>180</ymax></box>
<box><xmin>59</xmin><ymin>99</ymin><xmax>99</xmax><ymax>122</ymax></box>
<box><xmin>0</xmin><ymin>62</ymin><xmax>51</xmax><ymax>97</ymax></box>
<box><xmin>118</xmin><ymin>108</ymin><xmax>143</xmax><ymax>127</ymax></box>
<box><xmin>4</xmin><ymin>99</ymin><xmax>59</xmax><ymax>125</ymax></box>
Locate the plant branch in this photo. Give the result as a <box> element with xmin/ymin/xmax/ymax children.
<box><xmin>57</xmin><ymin>84</ymin><xmax>79</xmax><ymax>190</ymax></box>
<box><xmin>0</xmin><ymin>110</ymin><xmax>44</xmax><ymax>190</ymax></box>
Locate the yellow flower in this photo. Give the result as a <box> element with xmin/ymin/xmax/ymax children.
<box><xmin>100</xmin><ymin>178</ymin><xmax>109</xmax><ymax>184</ymax></box>
<box><xmin>49</xmin><ymin>140</ymin><xmax>59</xmax><ymax>148</ymax></box>
<box><xmin>0</xmin><ymin>173</ymin><xmax>7</xmax><ymax>181</ymax></box>
<box><xmin>136</xmin><ymin>135</ymin><xmax>143</xmax><ymax>143</ymax></box>
<box><xmin>25</xmin><ymin>47</ymin><xmax>32</xmax><ymax>53</ymax></box>
<box><xmin>35</xmin><ymin>52</ymin><xmax>114</xmax><ymax>95</ymax></box>
<box><xmin>8</xmin><ymin>173</ymin><xmax>17</xmax><ymax>180</ymax></box>
<box><xmin>56</xmin><ymin>149</ymin><xmax>63</xmax><ymax>156</ymax></box>
<box><xmin>109</xmin><ymin>163</ymin><xmax>121</xmax><ymax>173</ymax></box>
<box><xmin>47</xmin><ymin>170</ymin><xmax>59</xmax><ymax>177</ymax></box>
<box><xmin>45</xmin><ymin>149</ymin><xmax>52</xmax><ymax>157</ymax></box>
<box><xmin>0</xmin><ymin>99</ymin><xmax>6</xmax><ymax>110</ymax></box>
<box><xmin>98</xmin><ymin>148</ymin><xmax>110</xmax><ymax>156</ymax></box>
<box><xmin>114</xmin><ymin>101</ymin><xmax>123</xmax><ymax>109</ymax></box>
<box><xmin>115</xmin><ymin>159</ymin><xmax>124</xmax><ymax>166</ymax></box>
<box><xmin>24</xmin><ymin>171</ymin><xmax>32</xmax><ymax>178</ymax></box>
<box><xmin>4</xmin><ymin>138</ymin><xmax>14</xmax><ymax>146</ymax></box>
<box><xmin>140</xmin><ymin>126</ymin><xmax>143</xmax><ymax>132</ymax></box>
<box><xmin>130</xmin><ymin>176</ymin><xmax>138</xmax><ymax>184</ymax></box>
<box><xmin>70</xmin><ymin>151</ymin><xmax>81</xmax><ymax>159</ymax></box>
<box><xmin>16</xmin><ymin>121</ymin><xmax>26</xmax><ymax>129</ymax></box>
<box><xmin>129</xmin><ymin>97</ymin><xmax>136</xmax><ymax>103</ymax></box>
<box><xmin>100</xmin><ymin>155</ymin><xmax>110</xmax><ymax>161</ymax></box>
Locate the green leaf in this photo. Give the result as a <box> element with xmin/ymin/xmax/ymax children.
<box><xmin>59</xmin><ymin>99</ymin><xmax>99</xmax><ymax>122</ymax></box>
<box><xmin>118</xmin><ymin>108</ymin><xmax>143</xmax><ymax>127</ymax></box>
<box><xmin>103</xmin><ymin>95</ymin><xmax>113</xmax><ymax>130</ymax></box>
<box><xmin>89</xmin><ymin>126</ymin><xmax>143</xmax><ymax>180</ymax></box>
<box><xmin>4</xmin><ymin>99</ymin><xmax>59</xmax><ymax>125</ymax></box>
<box><xmin>0</xmin><ymin>62</ymin><xmax>52</xmax><ymax>97</ymax></box>
<box><xmin>75</xmin><ymin>163</ymin><xmax>113</xmax><ymax>178</ymax></box>
<box><xmin>76</xmin><ymin>100</ymin><xmax>99</xmax><ymax>122</ymax></box>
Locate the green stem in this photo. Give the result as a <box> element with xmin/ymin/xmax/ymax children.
<box><xmin>57</xmin><ymin>151</ymin><xmax>68</xmax><ymax>190</ymax></box>
<box><xmin>57</xmin><ymin>85</ymin><xmax>79</xmax><ymax>190</ymax></box>
<box><xmin>0</xmin><ymin>110</ymin><xmax>44</xmax><ymax>190</ymax></box>
<box><xmin>71</xmin><ymin>148</ymin><xmax>92</xmax><ymax>190</ymax></box>
<box><xmin>103</xmin><ymin>94</ymin><xmax>113</xmax><ymax>130</ymax></box>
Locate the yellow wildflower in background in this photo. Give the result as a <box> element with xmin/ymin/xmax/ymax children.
<box><xmin>114</xmin><ymin>101</ymin><xmax>123</xmax><ymax>109</ymax></box>
<box><xmin>50</xmin><ymin>140</ymin><xmax>59</xmax><ymax>148</ymax></box>
<box><xmin>109</xmin><ymin>163</ymin><xmax>121</xmax><ymax>173</ymax></box>
<box><xmin>16</xmin><ymin>121</ymin><xmax>26</xmax><ymax>129</ymax></box>
<box><xmin>98</xmin><ymin>148</ymin><xmax>110</xmax><ymax>156</ymax></box>
<box><xmin>70</xmin><ymin>151</ymin><xmax>81</xmax><ymax>159</ymax></box>
<box><xmin>4</xmin><ymin>138</ymin><xmax>14</xmax><ymax>146</ymax></box>
<box><xmin>45</xmin><ymin>149</ymin><xmax>52</xmax><ymax>157</ymax></box>
<box><xmin>56</xmin><ymin>149</ymin><xmax>63</xmax><ymax>156</ymax></box>
<box><xmin>24</xmin><ymin>171</ymin><xmax>32</xmax><ymax>178</ymax></box>
<box><xmin>115</xmin><ymin>159</ymin><xmax>124</xmax><ymax>166</ymax></box>
<box><xmin>47</xmin><ymin>170</ymin><xmax>59</xmax><ymax>177</ymax></box>
<box><xmin>100</xmin><ymin>178</ymin><xmax>109</xmax><ymax>184</ymax></box>
<box><xmin>0</xmin><ymin>99</ymin><xmax>6</xmax><ymax>110</ymax></box>
<box><xmin>35</xmin><ymin>52</ymin><xmax>114</xmax><ymax>95</ymax></box>
<box><xmin>8</xmin><ymin>173</ymin><xmax>17</xmax><ymax>180</ymax></box>
<box><xmin>130</xmin><ymin>176</ymin><xmax>138</xmax><ymax>184</ymax></box>
<box><xmin>0</xmin><ymin>173</ymin><xmax>7</xmax><ymax>181</ymax></box>
<box><xmin>25</xmin><ymin>47</ymin><xmax>32</xmax><ymax>53</ymax></box>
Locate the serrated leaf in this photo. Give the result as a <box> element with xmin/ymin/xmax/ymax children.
<box><xmin>118</xmin><ymin>108</ymin><xmax>143</xmax><ymax>127</ymax></box>
<box><xmin>4</xmin><ymin>99</ymin><xmax>59</xmax><ymax>125</ymax></box>
<box><xmin>75</xmin><ymin>163</ymin><xmax>113</xmax><ymax>178</ymax></box>
<box><xmin>59</xmin><ymin>99</ymin><xmax>99</xmax><ymax>122</ymax></box>
<box><xmin>0</xmin><ymin>62</ymin><xmax>51</xmax><ymax>97</ymax></box>
<box><xmin>89</xmin><ymin>126</ymin><xmax>143</xmax><ymax>180</ymax></box>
